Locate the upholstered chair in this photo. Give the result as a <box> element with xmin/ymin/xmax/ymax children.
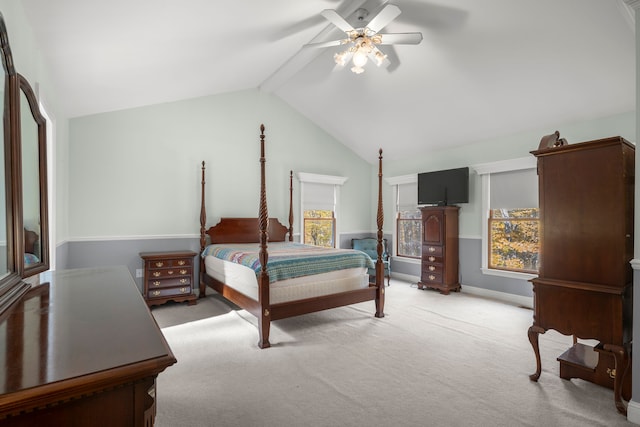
<box><xmin>351</xmin><ymin>237</ymin><xmax>391</xmax><ymax>286</ymax></box>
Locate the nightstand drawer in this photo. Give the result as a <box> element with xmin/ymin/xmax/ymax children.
<box><xmin>147</xmin><ymin>266</ymin><xmax>193</xmax><ymax>279</ymax></box>
<box><xmin>147</xmin><ymin>286</ymin><xmax>193</xmax><ymax>300</ymax></box>
<box><xmin>148</xmin><ymin>258</ymin><xmax>193</xmax><ymax>269</ymax></box>
<box><xmin>147</xmin><ymin>276</ymin><xmax>191</xmax><ymax>289</ymax></box>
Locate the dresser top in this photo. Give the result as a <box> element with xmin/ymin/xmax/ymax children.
<box><xmin>0</xmin><ymin>266</ymin><xmax>175</xmax><ymax>400</ymax></box>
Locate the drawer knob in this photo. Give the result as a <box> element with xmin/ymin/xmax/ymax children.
<box><xmin>180</xmin><ymin>287</ymin><xmax>188</xmax><ymax>293</ymax></box>
<box><xmin>177</xmin><ymin>260</ymin><xmax>186</xmax><ymax>266</ymax></box>
<box><xmin>428</xmin><ymin>266</ymin><xmax>435</xmax><ymax>271</ymax></box>
<box><xmin>428</xmin><ymin>256</ymin><xmax>435</xmax><ymax>262</ymax></box>
<box><xmin>154</xmin><ymin>262</ymin><xmax>164</xmax><ymax>267</ymax></box>
<box><xmin>179</xmin><ymin>269</ymin><xmax>187</xmax><ymax>275</ymax></box>
<box><xmin>152</xmin><ymin>290</ymin><xmax>161</xmax><ymax>297</ymax></box>
<box><xmin>153</xmin><ymin>281</ymin><xmax>161</xmax><ymax>287</ymax></box>
<box><xmin>153</xmin><ymin>271</ymin><xmax>161</xmax><ymax>277</ymax></box>
<box><xmin>179</xmin><ymin>278</ymin><xmax>187</xmax><ymax>284</ymax></box>
<box><xmin>428</xmin><ymin>247</ymin><xmax>436</xmax><ymax>252</ymax></box>
<box><xmin>429</xmin><ymin>275</ymin><xmax>436</xmax><ymax>281</ymax></box>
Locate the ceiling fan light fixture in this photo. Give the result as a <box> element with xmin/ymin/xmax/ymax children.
<box><xmin>373</xmin><ymin>51</ymin><xmax>387</xmax><ymax>67</ymax></box>
<box><xmin>313</xmin><ymin>5</ymin><xmax>423</xmax><ymax>75</ymax></box>
<box><xmin>352</xmin><ymin>50</ymin><xmax>368</xmax><ymax>68</ymax></box>
<box><xmin>334</xmin><ymin>51</ymin><xmax>348</xmax><ymax>67</ymax></box>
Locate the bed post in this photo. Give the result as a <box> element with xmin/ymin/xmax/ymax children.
<box><xmin>375</xmin><ymin>149</ymin><xmax>385</xmax><ymax>318</ymax></box>
<box><xmin>258</xmin><ymin>124</ymin><xmax>271</xmax><ymax>349</ymax></box>
<box><xmin>288</xmin><ymin>170</ymin><xmax>294</xmax><ymax>242</ymax></box>
<box><xmin>199</xmin><ymin>160</ymin><xmax>207</xmax><ymax>299</ymax></box>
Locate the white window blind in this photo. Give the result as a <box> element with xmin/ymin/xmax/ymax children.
<box><xmin>303</xmin><ymin>182</ymin><xmax>335</xmax><ymax>211</ymax></box>
<box><xmin>490</xmin><ymin>169</ymin><xmax>538</xmax><ymax>209</ymax></box>
<box><xmin>397</xmin><ymin>182</ymin><xmax>418</xmax><ymax>211</ymax></box>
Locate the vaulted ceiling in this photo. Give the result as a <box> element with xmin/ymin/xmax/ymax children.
<box><xmin>20</xmin><ymin>0</ymin><xmax>636</xmax><ymax>162</ymax></box>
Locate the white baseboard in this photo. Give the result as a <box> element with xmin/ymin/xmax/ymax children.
<box><xmin>627</xmin><ymin>400</ymin><xmax>640</xmax><ymax>424</ymax></box>
<box><xmin>390</xmin><ymin>273</ymin><xmax>534</xmax><ymax>309</ymax></box>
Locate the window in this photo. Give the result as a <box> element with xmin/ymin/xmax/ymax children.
<box><xmin>298</xmin><ymin>173</ymin><xmax>347</xmax><ymax>248</ymax></box>
<box><xmin>396</xmin><ymin>180</ymin><xmax>421</xmax><ymax>258</ymax></box>
<box><xmin>387</xmin><ymin>175</ymin><xmax>421</xmax><ymax>259</ymax></box>
<box><xmin>397</xmin><ymin>209</ymin><xmax>421</xmax><ymax>258</ymax></box>
<box><xmin>489</xmin><ymin>208</ymin><xmax>539</xmax><ymax>272</ymax></box>
<box><xmin>474</xmin><ymin>158</ymin><xmax>539</xmax><ymax>279</ymax></box>
<box><xmin>303</xmin><ymin>210</ymin><xmax>335</xmax><ymax>247</ymax></box>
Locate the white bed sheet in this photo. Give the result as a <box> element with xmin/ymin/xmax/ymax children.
<box><xmin>204</xmin><ymin>255</ymin><xmax>369</xmax><ymax>304</ymax></box>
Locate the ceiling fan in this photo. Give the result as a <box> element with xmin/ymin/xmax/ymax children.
<box><xmin>304</xmin><ymin>3</ymin><xmax>423</xmax><ymax>74</ymax></box>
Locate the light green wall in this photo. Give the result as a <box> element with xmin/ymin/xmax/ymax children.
<box><xmin>381</xmin><ymin>111</ymin><xmax>636</xmax><ymax>238</ymax></box>
<box><xmin>69</xmin><ymin>89</ymin><xmax>373</xmax><ymax>239</ymax></box>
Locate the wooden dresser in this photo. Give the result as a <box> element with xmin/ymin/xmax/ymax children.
<box><xmin>417</xmin><ymin>206</ymin><xmax>460</xmax><ymax>294</ymax></box>
<box><xmin>528</xmin><ymin>136</ymin><xmax>634</xmax><ymax>415</ymax></box>
<box><xmin>140</xmin><ymin>250</ymin><xmax>198</xmax><ymax>307</ymax></box>
<box><xmin>0</xmin><ymin>266</ymin><xmax>176</xmax><ymax>426</ymax></box>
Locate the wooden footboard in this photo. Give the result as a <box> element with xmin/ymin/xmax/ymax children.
<box><xmin>199</xmin><ymin>124</ymin><xmax>385</xmax><ymax>348</ymax></box>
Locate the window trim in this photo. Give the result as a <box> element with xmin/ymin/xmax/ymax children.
<box><xmin>472</xmin><ymin>157</ymin><xmax>538</xmax><ymax>280</ymax></box>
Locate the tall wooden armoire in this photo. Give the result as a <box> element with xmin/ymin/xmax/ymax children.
<box><xmin>417</xmin><ymin>206</ymin><xmax>460</xmax><ymax>294</ymax></box>
<box><xmin>528</xmin><ymin>136</ymin><xmax>634</xmax><ymax>415</ymax></box>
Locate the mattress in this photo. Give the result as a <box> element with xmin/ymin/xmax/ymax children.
<box><xmin>204</xmin><ymin>255</ymin><xmax>369</xmax><ymax>304</ymax></box>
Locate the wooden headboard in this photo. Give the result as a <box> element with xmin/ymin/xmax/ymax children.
<box><xmin>205</xmin><ymin>217</ymin><xmax>289</xmax><ymax>244</ymax></box>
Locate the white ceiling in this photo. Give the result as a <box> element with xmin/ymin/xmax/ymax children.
<box><xmin>20</xmin><ymin>0</ymin><xmax>636</xmax><ymax>162</ymax></box>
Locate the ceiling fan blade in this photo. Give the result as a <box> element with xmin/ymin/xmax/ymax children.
<box><xmin>378</xmin><ymin>32</ymin><xmax>423</xmax><ymax>45</ymax></box>
<box><xmin>321</xmin><ymin>9</ymin><xmax>355</xmax><ymax>33</ymax></box>
<box><xmin>303</xmin><ymin>39</ymin><xmax>348</xmax><ymax>49</ymax></box>
<box><xmin>365</xmin><ymin>4</ymin><xmax>401</xmax><ymax>33</ymax></box>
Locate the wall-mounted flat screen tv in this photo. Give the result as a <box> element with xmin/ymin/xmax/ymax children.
<box><xmin>417</xmin><ymin>167</ymin><xmax>469</xmax><ymax>206</ymax></box>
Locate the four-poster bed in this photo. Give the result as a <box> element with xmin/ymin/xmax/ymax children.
<box><xmin>199</xmin><ymin>124</ymin><xmax>386</xmax><ymax>348</ymax></box>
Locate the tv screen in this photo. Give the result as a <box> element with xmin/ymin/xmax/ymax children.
<box><xmin>417</xmin><ymin>167</ymin><xmax>469</xmax><ymax>206</ymax></box>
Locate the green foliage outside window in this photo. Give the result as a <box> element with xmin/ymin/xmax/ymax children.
<box><xmin>304</xmin><ymin>210</ymin><xmax>335</xmax><ymax>247</ymax></box>
<box><xmin>489</xmin><ymin>208</ymin><xmax>539</xmax><ymax>273</ymax></box>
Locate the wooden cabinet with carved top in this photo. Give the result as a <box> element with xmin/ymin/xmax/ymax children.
<box><xmin>528</xmin><ymin>136</ymin><xmax>634</xmax><ymax>415</ymax></box>
<box><xmin>140</xmin><ymin>250</ymin><xmax>197</xmax><ymax>307</ymax></box>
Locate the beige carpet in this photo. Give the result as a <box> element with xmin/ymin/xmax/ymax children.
<box><xmin>152</xmin><ymin>281</ymin><xmax>634</xmax><ymax>427</ymax></box>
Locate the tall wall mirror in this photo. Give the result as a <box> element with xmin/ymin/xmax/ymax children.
<box><xmin>0</xmin><ymin>11</ymin><xmax>49</xmax><ymax>317</ymax></box>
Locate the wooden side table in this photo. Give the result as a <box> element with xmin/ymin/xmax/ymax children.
<box><xmin>140</xmin><ymin>250</ymin><xmax>198</xmax><ymax>307</ymax></box>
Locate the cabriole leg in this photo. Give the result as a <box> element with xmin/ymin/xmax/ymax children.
<box><xmin>603</xmin><ymin>343</ymin><xmax>629</xmax><ymax>415</ymax></box>
<box><xmin>528</xmin><ymin>325</ymin><xmax>545</xmax><ymax>381</ymax></box>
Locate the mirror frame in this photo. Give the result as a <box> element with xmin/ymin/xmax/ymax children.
<box><xmin>17</xmin><ymin>73</ymin><xmax>49</xmax><ymax>277</ymax></box>
<box><xmin>0</xmin><ymin>12</ymin><xmax>29</xmax><ymax>316</ymax></box>
<box><xmin>0</xmin><ymin>12</ymin><xmax>49</xmax><ymax>317</ymax></box>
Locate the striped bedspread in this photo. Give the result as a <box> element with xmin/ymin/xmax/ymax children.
<box><xmin>202</xmin><ymin>242</ymin><xmax>374</xmax><ymax>283</ymax></box>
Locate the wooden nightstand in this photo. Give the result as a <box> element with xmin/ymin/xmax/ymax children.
<box><xmin>140</xmin><ymin>250</ymin><xmax>198</xmax><ymax>307</ymax></box>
